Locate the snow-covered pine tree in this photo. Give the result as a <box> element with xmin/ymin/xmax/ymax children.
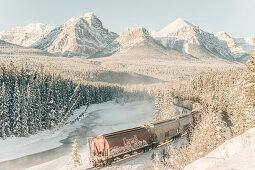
<box><xmin>26</xmin><ymin>84</ymin><xmax>36</xmax><ymax>134</ymax></box>
<box><xmin>20</xmin><ymin>86</ymin><xmax>29</xmax><ymax>137</ymax></box>
<box><xmin>48</xmin><ymin>89</ymin><xmax>58</xmax><ymax>129</ymax></box>
<box><xmin>163</xmin><ymin>90</ymin><xmax>175</xmax><ymax>120</ymax></box>
<box><xmin>30</xmin><ymin>76</ymin><xmax>42</xmax><ymax>131</ymax></box>
<box><xmin>1</xmin><ymin>82</ymin><xmax>11</xmax><ymax>138</ymax></box>
<box><xmin>0</xmin><ymin>83</ymin><xmax>3</xmax><ymax>138</ymax></box>
<box><xmin>67</xmin><ymin>139</ymin><xmax>82</xmax><ymax>169</ymax></box>
<box><xmin>154</xmin><ymin>90</ymin><xmax>163</xmax><ymax>121</ymax></box>
<box><xmin>13</xmin><ymin>80</ymin><xmax>22</xmax><ymax>136</ymax></box>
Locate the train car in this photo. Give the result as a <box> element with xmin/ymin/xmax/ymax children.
<box><xmin>89</xmin><ymin>126</ymin><xmax>151</xmax><ymax>167</ymax></box>
<box><xmin>150</xmin><ymin>119</ymin><xmax>180</xmax><ymax>143</ymax></box>
<box><xmin>178</xmin><ymin>113</ymin><xmax>194</xmax><ymax>133</ymax></box>
<box><xmin>89</xmin><ymin>111</ymin><xmax>198</xmax><ymax>167</ymax></box>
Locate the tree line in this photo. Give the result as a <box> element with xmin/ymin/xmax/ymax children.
<box><xmin>0</xmin><ymin>62</ymin><xmax>125</xmax><ymax>139</ymax></box>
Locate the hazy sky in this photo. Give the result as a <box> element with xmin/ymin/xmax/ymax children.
<box><xmin>0</xmin><ymin>0</ymin><xmax>254</xmax><ymax>37</ymax></box>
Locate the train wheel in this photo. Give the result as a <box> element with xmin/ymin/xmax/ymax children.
<box><xmin>92</xmin><ymin>161</ymin><xmax>97</xmax><ymax>167</ymax></box>
<box><xmin>107</xmin><ymin>159</ymin><xmax>113</xmax><ymax>165</ymax></box>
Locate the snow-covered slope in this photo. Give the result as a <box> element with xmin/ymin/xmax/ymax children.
<box><xmin>92</xmin><ymin>27</ymin><xmax>163</xmax><ymax>57</ymax></box>
<box><xmin>31</xmin><ymin>13</ymin><xmax>117</xmax><ymax>57</ymax></box>
<box><xmin>153</xmin><ymin>18</ymin><xmax>198</xmax><ymax>37</ymax></box>
<box><xmin>215</xmin><ymin>31</ymin><xmax>254</xmax><ymax>62</ymax></box>
<box><xmin>184</xmin><ymin>128</ymin><xmax>255</xmax><ymax>170</ymax></box>
<box><xmin>153</xmin><ymin>18</ymin><xmax>254</xmax><ymax>62</ymax></box>
<box><xmin>0</xmin><ymin>23</ymin><xmax>54</xmax><ymax>47</ymax></box>
<box><xmin>0</xmin><ymin>39</ymin><xmax>49</xmax><ymax>56</ymax></box>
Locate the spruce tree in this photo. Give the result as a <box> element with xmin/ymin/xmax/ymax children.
<box><xmin>20</xmin><ymin>86</ymin><xmax>29</xmax><ymax>137</ymax></box>
<box><xmin>13</xmin><ymin>80</ymin><xmax>22</xmax><ymax>136</ymax></box>
<box><xmin>67</xmin><ymin>139</ymin><xmax>82</xmax><ymax>169</ymax></box>
<box><xmin>1</xmin><ymin>83</ymin><xmax>11</xmax><ymax>138</ymax></box>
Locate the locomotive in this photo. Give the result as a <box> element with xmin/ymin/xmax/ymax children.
<box><xmin>88</xmin><ymin>111</ymin><xmax>198</xmax><ymax>167</ymax></box>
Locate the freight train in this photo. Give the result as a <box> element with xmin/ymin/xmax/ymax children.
<box><xmin>88</xmin><ymin>111</ymin><xmax>199</xmax><ymax>167</ymax></box>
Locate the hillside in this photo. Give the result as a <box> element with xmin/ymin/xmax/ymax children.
<box><xmin>184</xmin><ymin>128</ymin><xmax>255</xmax><ymax>170</ymax></box>
<box><xmin>0</xmin><ymin>40</ymin><xmax>50</xmax><ymax>56</ymax></box>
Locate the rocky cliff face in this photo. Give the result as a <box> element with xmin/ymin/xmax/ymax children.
<box><xmin>31</xmin><ymin>13</ymin><xmax>117</xmax><ymax>57</ymax></box>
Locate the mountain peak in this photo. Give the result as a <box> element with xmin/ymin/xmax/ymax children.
<box><xmin>215</xmin><ymin>31</ymin><xmax>231</xmax><ymax>38</ymax></box>
<box><xmin>156</xmin><ymin>18</ymin><xmax>197</xmax><ymax>37</ymax></box>
<box><xmin>119</xmin><ymin>27</ymin><xmax>152</xmax><ymax>41</ymax></box>
<box><xmin>64</xmin><ymin>12</ymin><xmax>102</xmax><ymax>29</ymax></box>
<box><xmin>83</xmin><ymin>12</ymin><xmax>96</xmax><ymax>17</ymax></box>
<box><xmin>82</xmin><ymin>12</ymin><xmax>97</xmax><ymax>21</ymax></box>
<box><xmin>32</xmin><ymin>12</ymin><xmax>117</xmax><ymax>57</ymax></box>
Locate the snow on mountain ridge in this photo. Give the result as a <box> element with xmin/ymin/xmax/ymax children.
<box><xmin>215</xmin><ymin>31</ymin><xmax>254</xmax><ymax>60</ymax></box>
<box><xmin>91</xmin><ymin>27</ymin><xmax>160</xmax><ymax>57</ymax></box>
<box><xmin>0</xmin><ymin>23</ymin><xmax>55</xmax><ymax>47</ymax></box>
<box><xmin>154</xmin><ymin>18</ymin><xmax>198</xmax><ymax>37</ymax></box>
<box><xmin>152</xmin><ymin>19</ymin><xmax>253</xmax><ymax>61</ymax></box>
<box><xmin>32</xmin><ymin>13</ymin><xmax>117</xmax><ymax>57</ymax></box>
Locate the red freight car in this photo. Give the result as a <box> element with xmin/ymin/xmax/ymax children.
<box><xmin>89</xmin><ymin>126</ymin><xmax>151</xmax><ymax>166</ymax></box>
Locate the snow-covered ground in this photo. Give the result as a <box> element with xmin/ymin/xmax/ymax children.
<box><xmin>184</xmin><ymin>128</ymin><xmax>255</xmax><ymax>170</ymax></box>
<box><xmin>0</xmin><ymin>105</ymin><xmax>90</xmax><ymax>163</ymax></box>
<box><xmin>0</xmin><ymin>100</ymin><xmax>154</xmax><ymax>170</ymax></box>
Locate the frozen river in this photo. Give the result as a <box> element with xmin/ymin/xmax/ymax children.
<box><xmin>0</xmin><ymin>101</ymin><xmax>154</xmax><ymax>170</ymax></box>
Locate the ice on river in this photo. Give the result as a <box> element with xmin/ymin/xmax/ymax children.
<box><xmin>0</xmin><ymin>100</ymin><xmax>154</xmax><ymax>170</ymax></box>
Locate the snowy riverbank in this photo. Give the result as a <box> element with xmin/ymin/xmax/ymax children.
<box><xmin>0</xmin><ymin>100</ymin><xmax>154</xmax><ymax>170</ymax></box>
<box><xmin>0</xmin><ymin>105</ymin><xmax>90</xmax><ymax>163</ymax></box>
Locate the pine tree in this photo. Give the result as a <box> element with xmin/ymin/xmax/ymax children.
<box><xmin>154</xmin><ymin>90</ymin><xmax>164</xmax><ymax>121</ymax></box>
<box><xmin>20</xmin><ymin>86</ymin><xmax>29</xmax><ymax>137</ymax></box>
<box><xmin>67</xmin><ymin>139</ymin><xmax>82</xmax><ymax>169</ymax></box>
<box><xmin>0</xmin><ymin>84</ymin><xmax>3</xmax><ymax>138</ymax></box>
<box><xmin>1</xmin><ymin>83</ymin><xmax>11</xmax><ymax>138</ymax></box>
<box><xmin>13</xmin><ymin>80</ymin><xmax>22</xmax><ymax>136</ymax></box>
<box><xmin>163</xmin><ymin>90</ymin><xmax>175</xmax><ymax>119</ymax></box>
<box><xmin>30</xmin><ymin>76</ymin><xmax>42</xmax><ymax>131</ymax></box>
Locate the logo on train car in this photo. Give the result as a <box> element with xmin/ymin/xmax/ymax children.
<box><xmin>110</xmin><ymin>136</ymin><xmax>148</xmax><ymax>156</ymax></box>
<box><xmin>94</xmin><ymin>139</ymin><xmax>104</xmax><ymax>143</ymax></box>
<box><xmin>123</xmin><ymin>135</ymin><xmax>139</xmax><ymax>145</ymax></box>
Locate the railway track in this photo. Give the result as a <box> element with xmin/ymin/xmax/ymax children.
<box><xmin>85</xmin><ymin>133</ymin><xmax>187</xmax><ymax>170</ymax></box>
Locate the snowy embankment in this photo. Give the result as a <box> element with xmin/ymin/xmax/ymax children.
<box><xmin>184</xmin><ymin>128</ymin><xmax>255</xmax><ymax>170</ymax></box>
<box><xmin>0</xmin><ymin>105</ymin><xmax>89</xmax><ymax>163</ymax></box>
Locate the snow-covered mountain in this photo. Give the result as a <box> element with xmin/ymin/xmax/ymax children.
<box><xmin>0</xmin><ymin>23</ymin><xmax>55</xmax><ymax>47</ymax></box>
<box><xmin>31</xmin><ymin>13</ymin><xmax>117</xmax><ymax>57</ymax></box>
<box><xmin>152</xmin><ymin>18</ymin><xmax>254</xmax><ymax>62</ymax></box>
<box><xmin>215</xmin><ymin>31</ymin><xmax>254</xmax><ymax>62</ymax></box>
<box><xmin>1</xmin><ymin>16</ymin><xmax>253</xmax><ymax>61</ymax></box>
<box><xmin>92</xmin><ymin>27</ymin><xmax>164</xmax><ymax>57</ymax></box>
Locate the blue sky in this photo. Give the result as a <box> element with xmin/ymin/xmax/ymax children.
<box><xmin>0</xmin><ymin>0</ymin><xmax>254</xmax><ymax>37</ymax></box>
